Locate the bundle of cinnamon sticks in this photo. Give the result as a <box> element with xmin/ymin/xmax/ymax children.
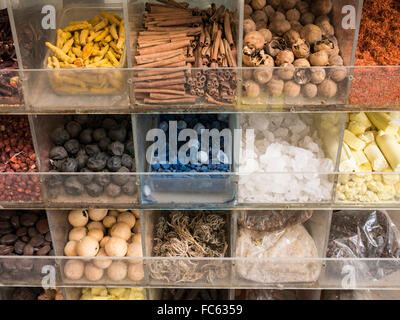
<box><xmin>134</xmin><ymin>0</ymin><xmax>237</xmax><ymax>105</ymax></box>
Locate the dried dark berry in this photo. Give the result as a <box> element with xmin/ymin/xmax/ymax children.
<box><xmin>64</xmin><ymin>177</ymin><xmax>84</xmax><ymax>196</ymax></box>
<box><xmin>125</xmin><ymin>141</ymin><xmax>135</xmax><ymax>156</ymax></box>
<box><xmin>107</xmin><ymin>156</ymin><xmax>122</xmax><ymax>172</ymax></box>
<box><xmin>105</xmin><ymin>183</ymin><xmax>121</xmax><ymax>197</ymax></box>
<box><xmin>85</xmin><ymin>183</ymin><xmax>104</xmax><ymax>197</ymax></box>
<box><xmin>64</xmin><ymin>139</ymin><xmax>80</xmax><ymax>154</ymax></box>
<box><xmin>66</xmin><ymin>121</ymin><xmax>82</xmax><ymax>138</ymax></box>
<box><xmin>76</xmin><ymin>149</ymin><xmax>89</xmax><ymax>169</ymax></box>
<box><xmin>45</xmin><ymin>170</ymin><xmax>63</xmax><ymax>187</ymax></box>
<box><xmin>85</xmin><ymin>144</ymin><xmax>100</xmax><ymax>157</ymax></box>
<box><xmin>102</xmin><ymin>118</ymin><xmax>118</xmax><ymax>130</ymax></box>
<box><xmin>108</xmin><ymin>141</ymin><xmax>124</xmax><ymax>156</ymax></box>
<box><xmin>93</xmin><ymin>174</ymin><xmax>111</xmax><ymax>187</ymax></box>
<box><xmin>122</xmin><ymin>181</ymin><xmax>136</xmax><ymax>195</ymax></box>
<box><xmin>93</xmin><ymin>128</ymin><xmax>107</xmax><ymax>142</ymax></box>
<box><xmin>121</xmin><ymin>154</ymin><xmax>133</xmax><ymax>170</ymax></box>
<box><xmin>108</xmin><ymin>127</ymin><xmax>127</xmax><ymax>142</ymax></box>
<box><xmin>112</xmin><ymin>166</ymin><xmax>130</xmax><ymax>186</ymax></box>
<box><xmin>77</xmin><ymin>168</ymin><xmax>94</xmax><ymax>185</ymax></box>
<box><xmin>61</xmin><ymin>158</ymin><xmax>78</xmax><ymax>172</ymax></box>
<box><xmin>74</xmin><ymin>115</ymin><xmax>88</xmax><ymax>125</ymax></box>
<box><xmin>79</xmin><ymin>129</ymin><xmax>93</xmax><ymax>144</ymax></box>
<box><xmin>87</xmin><ymin>115</ymin><xmax>104</xmax><ymax>128</ymax></box>
<box><xmin>49</xmin><ymin>146</ymin><xmax>68</xmax><ymax>160</ymax></box>
<box><xmin>98</xmin><ymin>137</ymin><xmax>111</xmax><ymax>151</ymax></box>
<box><xmin>87</xmin><ymin>153</ymin><xmax>107</xmax><ymax>171</ymax></box>
<box><xmin>51</xmin><ymin>127</ymin><xmax>70</xmax><ymax>146</ymax></box>
<box><xmin>51</xmin><ymin>159</ymin><xmax>64</xmax><ymax>170</ymax></box>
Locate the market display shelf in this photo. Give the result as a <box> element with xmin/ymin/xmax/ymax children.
<box><xmin>0</xmin><ymin>209</ymin><xmax>398</xmax><ymax>290</ymax></box>
<box><xmin>1</xmin><ymin>0</ymin><xmax>398</xmax><ymax>113</ymax></box>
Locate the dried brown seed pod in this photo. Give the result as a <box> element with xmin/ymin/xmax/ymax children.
<box><xmin>318</xmin><ymin>79</ymin><xmax>337</xmax><ymax>98</ymax></box>
<box><xmin>329</xmin><ymin>54</ymin><xmax>344</xmax><ymax>66</ymax></box>
<box><xmin>292</xmin><ymin>39</ymin><xmax>310</xmax><ymax>58</ymax></box>
<box><xmin>317</xmin><ymin>21</ymin><xmax>334</xmax><ymax>37</ymax></box>
<box><xmin>309</xmin><ymin>50</ymin><xmax>329</xmax><ymax>66</ymax></box>
<box><xmin>269</xmin><ymin>0</ymin><xmax>281</xmax><ymax>9</ymax></box>
<box><xmin>259</xmin><ymin>28</ymin><xmax>273</xmax><ymax>42</ymax></box>
<box><xmin>300</xmin><ymin>24</ymin><xmax>322</xmax><ymax>44</ymax></box>
<box><xmin>284</xmin><ymin>80</ymin><xmax>301</xmax><ymax>97</ymax></box>
<box><xmin>243</xmin><ymin>80</ymin><xmax>261</xmax><ymax>98</ymax></box>
<box><xmin>302</xmin><ymin>83</ymin><xmax>318</xmax><ymax>98</ymax></box>
<box><xmin>312</xmin><ymin>0</ymin><xmax>333</xmax><ymax>16</ymax></box>
<box><xmin>283</xmin><ymin>30</ymin><xmax>300</xmax><ymax>46</ymax></box>
<box><xmin>286</xmin><ymin>8</ymin><xmax>300</xmax><ymax>21</ymax></box>
<box><xmin>294</xmin><ymin>67</ymin><xmax>311</xmax><ymax>85</ymax></box>
<box><xmin>244</xmin><ymin>31</ymin><xmax>265</xmax><ymax>49</ymax></box>
<box><xmin>255</xmin><ymin>20</ymin><xmax>267</xmax><ymax>30</ymax></box>
<box><xmin>271</xmin><ymin>11</ymin><xmax>286</xmax><ymax>21</ymax></box>
<box><xmin>244</xmin><ymin>19</ymin><xmax>257</xmax><ymax>34</ymax></box>
<box><xmin>277</xmin><ymin>63</ymin><xmax>295</xmax><ymax>80</ymax></box>
<box><xmin>290</xmin><ymin>20</ymin><xmax>303</xmax><ymax>34</ymax></box>
<box><xmin>300</xmin><ymin>12</ymin><xmax>315</xmax><ymax>25</ymax></box>
<box><xmin>254</xmin><ymin>68</ymin><xmax>274</xmax><ymax>84</ymax></box>
<box><xmin>281</xmin><ymin>0</ymin><xmax>297</xmax><ymax>10</ymax></box>
<box><xmin>270</xmin><ymin>19</ymin><xmax>291</xmax><ymax>35</ymax></box>
<box><xmin>243</xmin><ymin>69</ymin><xmax>254</xmax><ymax>80</ymax></box>
<box><xmin>251</xmin><ymin>0</ymin><xmax>267</xmax><ymax>10</ymax></box>
<box><xmin>314</xmin><ymin>15</ymin><xmax>330</xmax><ymax>25</ymax></box>
<box><xmin>310</xmin><ymin>67</ymin><xmax>326</xmax><ymax>84</ymax></box>
<box><xmin>329</xmin><ymin>66</ymin><xmax>347</xmax><ymax>82</ymax></box>
<box><xmin>244</xmin><ymin>4</ymin><xmax>254</xmax><ymax>18</ymax></box>
<box><xmin>267</xmin><ymin>76</ymin><xmax>284</xmax><ymax>96</ymax></box>
<box><xmin>266</xmin><ymin>38</ymin><xmax>284</xmax><ymax>57</ymax></box>
<box><xmin>252</xmin><ymin>10</ymin><xmax>268</xmax><ymax>23</ymax></box>
<box><xmin>293</xmin><ymin>58</ymin><xmax>310</xmax><ymax>67</ymax></box>
<box><xmin>296</xmin><ymin>1</ymin><xmax>309</xmax><ymax>14</ymax></box>
<box><xmin>276</xmin><ymin>49</ymin><xmax>294</xmax><ymax>65</ymax></box>
<box><xmin>263</xmin><ymin>5</ymin><xmax>275</xmax><ymax>18</ymax></box>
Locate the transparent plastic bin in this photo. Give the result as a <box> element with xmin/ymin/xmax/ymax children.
<box><xmin>135</xmin><ymin>114</ymin><xmax>237</xmax><ymax>205</ymax></box>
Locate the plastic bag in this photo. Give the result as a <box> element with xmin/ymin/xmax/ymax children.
<box><xmin>236</xmin><ymin>224</ymin><xmax>321</xmax><ymax>283</ymax></box>
<box><xmin>327</xmin><ymin>210</ymin><xmax>400</xmax><ymax>280</ymax></box>
<box><xmin>238</xmin><ymin>210</ymin><xmax>313</xmax><ymax>232</ymax></box>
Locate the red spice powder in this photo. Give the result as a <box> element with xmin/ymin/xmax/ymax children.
<box><xmin>350</xmin><ymin>0</ymin><xmax>400</xmax><ymax>106</ymax></box>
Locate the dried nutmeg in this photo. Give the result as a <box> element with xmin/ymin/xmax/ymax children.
<box><xmin>290</xmin><ymin>20</ymin><xmax>303</xmax><ymax>34</ymax></box>
<box><xmin>266</xmin><ymin>39</ymin><xmax>284</xmax><ymax>57</ymax></box>
<box><xmin>252</xmin><ymin>10</ymin><xmax>268</xmax><ymax>23</ymax></box>
<box><xmin>312</xmin><ymin>0</ymin><xmax>333</xmax><ymax>16</ymax></box>
<box><xmin>244</xmin><ymin>19</ymin><xmax>257</xmax><ymax>34</ymax></box>
<box><xmin>251</xmin><ymin>0</ymin><xmax>266</xmax><ymax>10</ymax></box>
<box><xmin>318</xmin><ymin>79</ymin><xmax>337</xmax><ymax>98</ymax></box>
<box><xmin>284</xmin><ymin>80</ymin><xmax>301</xmax><ymax>98</ymax></box>
<box><xmin>281</xmin><ymin>0</ymin><xmax>297</xmax><ymax>10</ymax></box>
<box><xmin>310</xmin><ymin>67</ymin><xmax>326</xmax><ymax>84</ymax></box>
<box><xmin>271</xmin><ymin>11</ymin><xmax>286</xmax><ymax>22</ymax></box>
<box><xmin>269</xmin><ymin>0</ymin><xmax>280</xmax><ymax>9</ymax></box>
<box><xmin>243</xmin><ymin>69</ymin><xmax>254</xmax><ymax>80</ymax></box>
<box><xmin>329</xmin><ymin>55</ymin><xmax>344</xmax><ymax>66</ymax></box>
<box><xmin>330</xmin><ymin>66</ymin><xmax>347</xmax><ymax>82</ymax></box>
<box><xmin>313</xmin><ymin>39</ymin><xmax>339</xmax><ymax>58</ymax></box>
<box><xmin>259</xmin><ymin>28</ymin><xmax>272</xmax><ymax>42</ymax></box>
<box><xmin>276</xmin><ymin>49</ymin><xmax>294</xmax><ymax>65</ymax></box>
<box><xmin>309</xmin><ymin>50</ymin><xmax>329</xmax><ymax>66</ymax></box>
<box><xmin>277</xmin><ymin>63</ymin><xmax>295</xmax><ymax>80</ymax></box>
<box><xmin>314</xmin><ymin>15</ymin><xmax>330</xmax><ymax>25</ymax></box>
<box><xmin>243</xmin><ymin>80</ymin><xmax>261</xmax><ymax>98</ymax></box>
<box><xmin>294</xmin><ymin>67</ymin><xmax>311</xmax><ymax>85</ymax></box>
<box><xmin>293</xmin><ymin>58</ymin><xmax>310</xmax><ymax>68</ymax></box>
<box><xmin>267</xmin><ymin>76</ymin><xmax>284</xmax><ymax>96</ymax></box>
<box><xmin>300</xmin><ymin>12</ymin><xmax>315</xmax><ymax>25</ymax></box>
<box><xmin>283</xmin><ymin>30</ymin><xmax>300</xmax><ymax>46</ymax></box>
<box><xmin>300</xmin><ymin>24</ymin><xmax>322</xmax><ymax>44</ymax></box>
<box><xmin>286</xmin><ymin>8</ymin><xmax>300</xmax><ymax>21</ymax></box>
<box><xmin>317</xmin><ymin>21</ymin><xmax>334</xmax><ymax>37</ymax></box>
<box><xmin>263</xmin><ymin>5</ymin><xmax>275</xmax><ymax>18</ymax></box>
<box><xmin>244</xmin><ymin>31</ymin><xmax>265</xmax><ymax>49</ymax></box>
<box><xmin>254</xmin><ymin>68</ymin><xmax>273</xmax><ymax>84</ymax></box>
<box><xmin>296</xmin><ymin>1</ymin><xmax>309</xmax><ymax>14</ymax></box>
<box><xmin>292</xmin><ymin>39</ymin><xmax>310</xmax><ymax>59</ymax></box>
<box><xmin>255</xmin><ymin>20</ymin><xmax>267</xmax><ymax>30</ymax></box>
<box><xmin>270</xmin><ymin>19</ymin><xmax>291</xmax><ymax>35</ymax></box>
<box><xmin>302</xmin><ymin>83</ymin><xmax>318</xmax><ymax>98</ymax></box>
<box><xmin>244</xmin><ymin>4</ymin><xmax>253</xmax><ymax>18</ymax></box>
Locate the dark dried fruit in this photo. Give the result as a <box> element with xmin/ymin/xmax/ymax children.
<box><xmin>51</xmin><ymin>127</ymin><xmax>70</xmax><ymax>146</ymax></box>
<box><xmin>77</xmin><ymin>168</ymin><xmax>94</xmax><ymax>185</ymax></box>
<box><xmin>93</xmin><ymin>128</ymin><xmax>107</xmax><ymax>142</ymax></box>
<box><xmin>85</xmin><ymin>144</ymin><xmax>100</xmax><ymax>156</ymax></box>
<box><xmin>99</xmin><ymin>137</ymin><xmax>111</xmax><ymax>151</ymax></box>
<box><xmin>61</xmin><ymin>158</ymin><xmax>78</xmax><ymax>172</ymax></box>
<box><xmin>107</xmin><ymin>156</ymin><xmax>122</xmax><ymax>172</ymax></box>
<box><xmin>112</xmin><ymin>167</ymin><xmax>130</xmax><ymax>186</ymax></box>
<box><xmin>105</xmin><ymin>183</ymin><xmax>121</xmax><ymax>197</ymax></box>
<box><xmin>125</xmin><ymin>141</ymin><xmax>135</xmax><ymax>156</ymax></box>
<box><xmin>79</xmin><ymin>129</ymin><xmax>93</xmax><ymax>144</ymax></box>
<box><xmin>102</xmin><ymin>118</ymin><xmax>118</xmax><ymax>130</ymax></box>
<box><xmin>85</xmin><ymin>183</ymin><xmax>104</xmax><ymax>197</ymax></box>
<box><xmin>109</xmin><ymin>127</ymin><xmax>127</xmax><ymax>142</ymax></box>
<box><xmin>64</xmin><ymin>139</ymin><xmax>80</xmax><ymax>154</ymax></box>
<box><xmin>122</xmin><ymin>181</ymin><xmax>136</xmax><ymax>195</ymax></box>
<box><xmin>108</xmin><ymin>141</ymin><xmax>124</xmax><ymax>156</ymax></box>
<box><xmin>64</xmin><ymin>176</ymin><xmax>84</xmax><ymax>195</ymax></box>
<box><xmin>49</xmin><ymin>146</ymin><xmax>68</xmax><ymax>160</ymax></box>
<box><xmin>121</xmin><ymin>154</ymin><xmax>133</xmax><ymax>170</ymax></box>
<box><xmin>93</xmin><ymin>174</ymin><xmax>111</xmax><ymax>187</ymax></box>
<box><xmin>66</xmin><ymin>121</ymin><xmax>82</xmax><ymax>138</ymax></box>
<box><xmin>87</xmin><ymin>153</ymin><xmax>107</xmax><ymax>171</ymax></box>
<box><xmin>20</xmin><ymin>214</ymin><xmax>38</xmax><ymax>227</ymax></box>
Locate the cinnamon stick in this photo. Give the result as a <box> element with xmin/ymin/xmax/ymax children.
<box><xmin>144</xmin><ymin>97</ymin><xmax>196</xmax><ymax>104</ymax></box>
<box><xmin>137</xmin><ymin>39</ymin><xmax>191</xmax><ymax>55</ymax></box>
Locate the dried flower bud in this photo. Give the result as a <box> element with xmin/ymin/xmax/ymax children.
<box><xmin>244</xmin><ymin>19</ymin><xmax>257</xmax><ymax>35</ymax></box>
<box><xmin>292</xmin><ymin>39</ymin><xmax>310</xmax><ymax>58</ymax></box>
<box><xmin>309</xmin><ymin>50</ymin><xmax>329</xmax><ymax>66</ymax></box>
<box><xmin>276</xmin><ymin>49</ymin><xmax>294</xmax><ymax>65</ymax></box>
<box><xmin>318</xmin><ymin>79</ymin><xmax>337</xmax><ymax>98</ymax></box>
<box><xmin>302</xmin><ymin>83</ymin><xmax>318</xmax><ymax>98</ymax></box>
<box><xmin>284</xmin><ymin>80</ymin><xmax>301</xmax><ymax>97</ymax></box>
<box><xmin>243</xmin><ymin>80</ymin><xmax>261</xmax><ymax>98</ymax></box>
<box><xmin>300</xmin><ymin>24</ymin><xmax>322</xmax><ymax>44</ymax></box>
<box><xmin>310</xmin><ymin>67</ymin><xmax>326</xmax><ymax>84</ymax></box>
<box><xmin>312</xmin><ymin>0</ymin><xmax>333</xmax><ymax>16</ymax></box>
<box><xmin>251</xmin><ymin>0</ymin><xmax>266</xmax><ymax>10</ymax></box>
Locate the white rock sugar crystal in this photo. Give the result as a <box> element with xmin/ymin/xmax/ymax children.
<box><xmin>239</xmin><ymin>114</ymin><xmax>334</xmax><ymax>203</ymax></box>
<box><xmin>236</xmin><ymin>224</ymin><xmax>321</xmax><ymax>283</ymax></box>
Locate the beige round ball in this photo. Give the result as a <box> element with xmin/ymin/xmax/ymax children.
<box><xmin>93</xmin><ymin>248</ymin><xmax>113</xmax><ymax>269</ymax></box>
<box><xmin>126</xmin><ymin>242</ymin><xmax>143</xmax><ymax>264</ymax></box>
<box><xmin>130</xmin><ymin>233</ymin><xmax>142</xmax><ymax>244</ymax></box>
<box><xmin>117</xmin><ymin>212</ymin><xmax>136</xmax><ymax>229</ymax></box>
<box><xmin>87</xmin><ymin>221</ymin><xmax>106</xmax><ymax>233</ymax></box>
<box><xmin>88</xmin><ymin>229</ymin><xmax>104</xmax><ymax>242</ymax></box>
<box><xmin>128</xmin><ymin>263</ymin><xmax>144</xmax><ymax>281</ymax></box>
<box><xmin>102</xmin><ymin>216</ymin><xmax>117</xmax><ymax>229</ymax></box>
<box><xmin>64</xmin><ymin>240</ymin><xmax>78</xmax><ymax>256</ymax></box>
<box><xmin>85</xmin><ymin>263</ymin><xmax>104</xmax><ymax>281</ymax></box>
<box><xmin>68</xmin><ymin>210</ymin><xmax>89</xmax><ymax>227</ymax></box>
<box><xmin>88</xmin><ymin>209</ymin><xmax>108</xmax><ymax>222</ymax></box>
<box><xmin>68</xmin><ymin>227</ymin><xmax>87</xmax><ymax>242</ymax></box>
<box><xmin>105</xmin><ymin>237</ymin><xmax>128</xmax><ymax>257</ymax></box>
<box><xmin>64</xmin><ymin>259</ymin><xmax>84</xmax><ymax>280</ymax></box>
<box><xmin>108</xmin><ymin>210</ymin><xmax>120</xmax><ymax>218</ymax></box>
<box><xmin>107</xmin><ymin>262</ymin><xmax>128</xmax><ymax>281</ymax></box>
<box><xmin>133</xmin><ymin>221</ymin><xmax>141</xmax><ymax>234</ymax></box>
<box><xmin>130</xmin><ymin>210</ymin><xmax>140</xmax><ymax>219</ymax></box>
<box><xmin>100</xmin><ymin>236</ymin><xmax>111</xmax><ymax>248</ymax></box>
<box><xmin>110</xmin><ymin>222</ymin><xmax>132</xmax><ymax>241</ymax></box>
<box><xmin>76</xmin><ymin>236</ymin><xmax>100</xmax><ymax>257</ymax></box>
